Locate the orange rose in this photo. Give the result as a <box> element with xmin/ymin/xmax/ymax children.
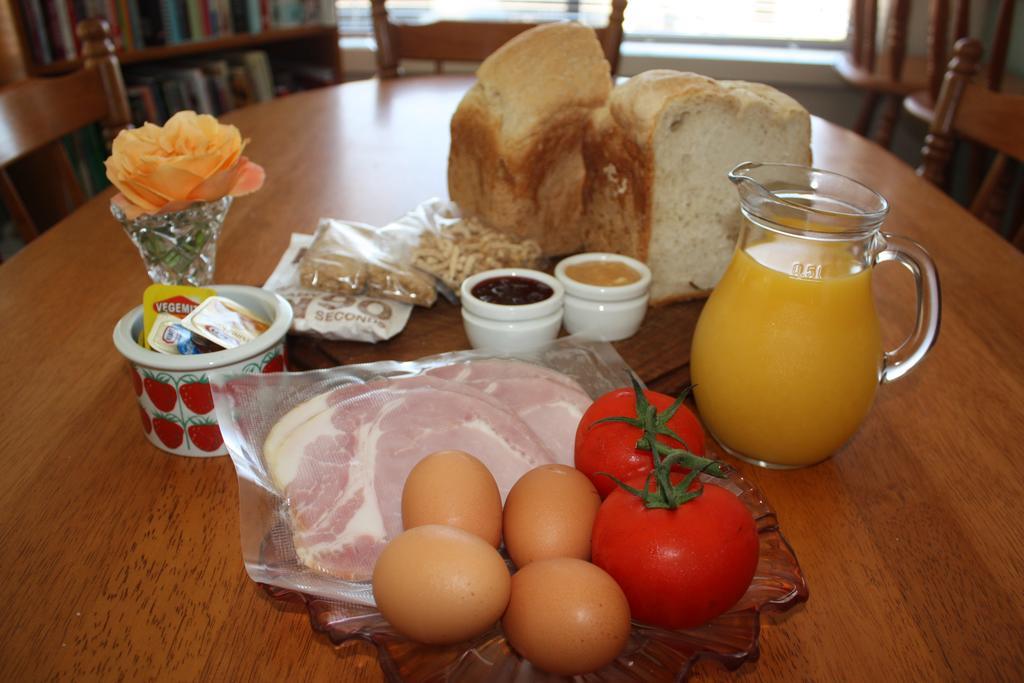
<box><xmin>105</xmin><ymin>111</ymin><xmax>265</xmax><ymax>219</ymax></box>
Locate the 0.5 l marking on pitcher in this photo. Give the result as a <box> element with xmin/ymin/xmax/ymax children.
<box><xmin>791</xmin><ymin>262</ymin><xmax>823</xmax><ymax>280</ymax></box>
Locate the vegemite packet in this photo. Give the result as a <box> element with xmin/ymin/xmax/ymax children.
<box><xmin>142</xmin><ymin>284</ymin><xmax>215</xmax><ymax>349</ymax></box>
<box><xmin>147</xmin><ymin>313</ymin><xmax>225</xmax><ymax>355</ymax></box>
<box><xmin>182</xmin><ymin>296</ymin><xmax>270</xmax><ymax>350</ymax></box>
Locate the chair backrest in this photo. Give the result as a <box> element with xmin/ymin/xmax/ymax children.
<box><xmin>918</xmin><ymin>38</ymin><xmax>1024</xmax><ymax>242</ymax></box>
<box><xmin>0</xmin><ymin>18</ymin><xmax>130</xmax><ymax>244</ymax></box>
<box><xmin>847</xmin><ymin>0</ymin><xmax>914</xmax><ymax>83</ymax></box>
<box><xmin>925</xmin><ymin>0</ymin><xmax>1016</xmax><ymax>101</ymax></box>
<box><xmin>845</xmin><ymin>0</ymin><xmax>1016</xmax><ymax>92</ymax></box>
<box><xmin>370</xmin><ymin>0</ymin><xmax>628</xmax><ymax>78</ymax></box>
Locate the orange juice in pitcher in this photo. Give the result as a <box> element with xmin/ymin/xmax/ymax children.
<box><xmin>690</xmin><ymin>163</ymin><xmax>941</xmax><ymax>468</ymax></box>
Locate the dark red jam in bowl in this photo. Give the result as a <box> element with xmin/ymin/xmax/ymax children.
<box><xmin>471</xmin><ymin>276</ymin><xmax>554</xmax><ymax>305</ymax></box>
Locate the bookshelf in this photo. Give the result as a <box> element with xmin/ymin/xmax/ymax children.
<box><xmin>5</xmin><ymin>1</ymin><xmax>343</xmax><ymax>83</ymax></box>
<box><xmin>0</xmin><ymin>0</ymin><xmax>343</xmax><ymax>235</ymax></box>
<box><xmin>31</xmin><ymin>24</ymin><xmax>342</xmax><ymax>78</ymax></box>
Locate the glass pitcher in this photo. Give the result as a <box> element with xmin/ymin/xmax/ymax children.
<box><xmin>690</xmin><ymin>162</ymin><xmax>941</xmax><ymax>469</ymax></box>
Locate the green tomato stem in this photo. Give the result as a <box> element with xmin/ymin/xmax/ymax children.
<box><xmin>600</xmin><ymin>374</ymin><xmax>726</xmax><ymax>510</ymax></box>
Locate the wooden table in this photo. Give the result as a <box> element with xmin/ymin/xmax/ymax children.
<box><xmin>1</xmin><ymin>75</ymin><xmax>1022</xmax><ymax>682</ymax></box>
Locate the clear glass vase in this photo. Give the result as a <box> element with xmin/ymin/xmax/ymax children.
<box><xmin>113</xmin><ymin>196</ymin><xmax>233</xmax><ymax>286</ymax></box>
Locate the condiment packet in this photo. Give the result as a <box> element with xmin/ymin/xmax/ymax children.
<box><xmin>142</xmin><ymin>284</ymin><xmax>216</xmax><ymax>349</ymax></box>
<box><xmin>181</xmin><ymin>296</ymin><xmax>270</xmax><ymax>350</ymax></box>
<box><xmin>264</xmin><ymin>233</ymin><xmax>413</xmax><ymax>343</ymax></box>
<box><xmin>147</xmin><ymin>313</ymin><xmax>225</xmax><ymax>355</ymax></box>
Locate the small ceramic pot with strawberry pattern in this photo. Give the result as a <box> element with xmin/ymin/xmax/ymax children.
<box><xmin>113</xmin><ymin>285</ymin><xmax>293</xmax><ymax>457</ymax></box>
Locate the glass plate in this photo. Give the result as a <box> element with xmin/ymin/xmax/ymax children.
<box><xmin>259</xmin><ymin>458</ymin><xmax>807</xmax><ymax>681</ymax></box>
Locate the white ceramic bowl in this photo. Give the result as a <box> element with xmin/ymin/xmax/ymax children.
<box><xmin>462</xmin><ymin>308</ymin><xmax>564</xmax><ymax>352</ymax></box>
<box><xmin>460</xmin><ymin>268</ymin><xmax>564</xmax><ymax>350</ymax></box>
<box><xmin>555</xmin><ymin>253</ymin><xmax>651</xmax><ymax>341</ymax></box>
<box><xmin>112</xmin><ymin>285</ymin><xmax>293</xmax><ymax>457</ymax></box>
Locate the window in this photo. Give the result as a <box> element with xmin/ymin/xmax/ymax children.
<box><xmin>626</xmin><ymin>1</ymin><xmax>848</xmax><ymax>44</ymax></box>
<box><xmin>337</xmin><ymin>1</ymin><xmax>850</xmax><ymax>45</ymax></box>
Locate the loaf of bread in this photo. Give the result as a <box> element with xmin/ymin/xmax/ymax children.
<box><xmin>582</xmin><ymin>70</ymin><xmax>812</xmax><ymax>305</ymax></box>
<box><xmin>448</xmin><ymin>22</ymin><xmax>612</xmax><ymax>256</ymax></box>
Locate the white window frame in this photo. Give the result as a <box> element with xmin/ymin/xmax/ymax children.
<box><xmin>336</xmin><ymin>0</ymin><xmax>853</xmax><ymax>86</ymax></box>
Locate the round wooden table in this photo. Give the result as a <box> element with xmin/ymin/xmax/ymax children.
<box><xmin>1</xmin><ymin>75</ymin><xmax>1022</xmax><ymax>681</ymax></box>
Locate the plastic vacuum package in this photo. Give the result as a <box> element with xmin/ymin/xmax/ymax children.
<box><xmin>209</xmin><ymin>338</ymin><xmax>632</xmax><ymax>608</ymax></box>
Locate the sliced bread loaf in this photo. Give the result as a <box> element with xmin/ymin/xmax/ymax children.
<box><xmin>583</xmin><ymin>70</ymin><xmax>812</xmax><ymax>304</ymax></box>
<box><xmin>448</xmin><ymin>22</ymin><xmax>612</xmax><ymax>256</ymax></box>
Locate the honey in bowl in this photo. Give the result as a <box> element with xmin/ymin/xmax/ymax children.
<box><xmin>564</xmin><ymin>260</ymin><xmax>642</xmax><ymax>287</ymax></box>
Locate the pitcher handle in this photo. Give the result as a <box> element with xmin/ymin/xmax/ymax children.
<box><xmin>873</xmin><ymin>233</ymin><xmax>941</xmax><ymax>383</ymax></box>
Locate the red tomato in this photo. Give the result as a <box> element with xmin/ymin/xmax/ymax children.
<box><xmin>574</xmin><ymin>387</ymin><xmax>705</xmax><ymax>498</ymax></box>
<box><xmin>590</xmin><ymin>473</ymin><xmax>759</xmax><ymax>630</ymax></box>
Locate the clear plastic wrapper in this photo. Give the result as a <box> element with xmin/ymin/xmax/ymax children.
<box><xmin>397</xmin><ymin>198</ymin><xmax>544</xmax><ymax>298</ymax></box>
<box><xmin>264</xmin><ymin>233</ymin><xmax>413</xmax><ymax>343</ymax></box>
<box><xmin>298</xmin><ymin>218</ymin><xmax>437</xmax><ymax>307</ymax></box>
<box><xmin>210</xmin><ymin>338</ymin><xmax>632</xmax><ymax>606</ymax></box>
<box><xmin>275</xmin><ymin>199</ymin><xmax>545</xmax><ymax>318</ymax></box>
<box><xmin>210</xmin><ymin>338</ymin><xmax>808</xmax><ymax>681</ymax></box>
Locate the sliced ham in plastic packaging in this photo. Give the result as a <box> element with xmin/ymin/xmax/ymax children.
<box><xmin>209</xmin><ymin>339</ymin><xmax>632</xmax><ymax>607</ymax></box>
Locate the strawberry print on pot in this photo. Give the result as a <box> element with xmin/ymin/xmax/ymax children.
<box><xmin>262</xmin><ymin>350</ymin><xmax>285</xmax><ymax>373</ymax></box>
<box><xmin>139</xmin><ymin>406</ymin><xmax>152</xmax><ymax>434</ymax></box>
<box><xmin>242</xmin><ymin>345</ymin><xmax>286</xmax><ymax>374</ymax></box>
<box><xmin>143</xmin><ymin>371</ymin><xmax>177</xmax><ymax>412</ymax></box>
<box><xmin>152</xmin><ymin>414</ymin><xmax>184</xmax><ymax>449</ymax></box>
<box><xmin>179</xmin><ymin>375</ymin><xmax>214</xmax><ymax>415</ymax></box>
<box><xmin>187</xmin><ymin>418</ymin><xmax>223</xmax><ymax>453</ymax></box>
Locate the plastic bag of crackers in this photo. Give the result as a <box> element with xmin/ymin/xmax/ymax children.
<box><xmin>267</xmin><ymin>199</ymin><xmax>544</xmax><ymax>341</ymax></box>
<box><xmin>395</xmin><ymin>198</ymin><xmax>544</xmax><ymax>301</ymax></box>
<box><xmin>264</xmin><ymin>234</ymin><xmax>413</xmax><ymax>343</ymax></box>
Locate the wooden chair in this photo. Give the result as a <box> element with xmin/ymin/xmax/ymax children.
<box><xmin>835</xmin><ymin>0</ymin><xmax>928</xmax><ymax>148</ymax></box>
<box><xmin>918</xmin><ymin>38</ymin><xmax>1024</xmax><ymax>248</ymax></box>
<box><xmin>903</xmin><ymin>0</ymin><xmax>1017</xmax><ymax>126</ymax></box>
<box><xmin>0</xmin><ymin>18</ymin><xmax>130</xmax><ymax>246</ymax></box>
<box><xmin>370</xmin><ymin>0</ymin><xmax>628</xmax><ymax>78</ymax></box>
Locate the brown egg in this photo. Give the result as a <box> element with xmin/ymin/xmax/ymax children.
<box><xmin>402</xmin><ymin>450</ymin><xmax>502</xmax><ymax>547</ymax></box>
<box><xmin>503</xmin><ymin>464</ymin><xmax>601</xmax><ymax>568</ymax></box>
<box><xmin>372</xmin><ymin>525</ymin><xmax>511</xmax><ymax>645</ymax></box>
<box><xmin>502</xmin><ymin>558</ymin><xmax>631</xmax><ymax>676</ymax></box>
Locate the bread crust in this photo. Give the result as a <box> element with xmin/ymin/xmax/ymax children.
<box><xmin>608</xmin><ymin>70</ymin><xmax>809</xmax><ymax>147</ymax></box>
<box><xmin>451</xmin><ymin>61</ymin><xmax>812</xmax><ymax>303</ymax></box>
<box><xmin>448</xmin><ymin>22</ymin><xmax>611</xmax><ymax>256</ymax></box>
<box><xmin>581</xmin><ymin>107</ymin><xmax>652</xmax><ymax>262</ymax></box>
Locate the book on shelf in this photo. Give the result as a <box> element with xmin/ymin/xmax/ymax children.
<box><xmin>19</xmin><ymin>0</ymin><xmax>52</xmax><ymax>64</ymax></box>
<box><xmin>127</xmin><ymin>82</ymin><xmax>164</xmax><ymax>122</ymax></box>
<box><xmin>122</xmin><ymin>48</ymin><xmax>328</xmax><ymax>128</ymax></box>
<box><xmin>129</xmin><ymin>62</ymin><xmax>218</xmax><ymax>116</ymax></box>
<box><xmin>42</xmin><ymin>0</ymin><xmax>66</xmax><ymax>61</ymax></box>
<box><xmin>60</xmin><ymin>125</ymin><xmax>109</xmax><ymax>199</ymax></box>
<box><xmin>138</xmin><ymin>0</ymin><xmax>165</xmax><ymax>47</ymax></box>
<box><xmin>184</xmin><ymin>0</ymin><xmax>202</xmax><ymax>41</ymax></box>
<box><xmin>15</xmin><ymin>0</ymin><xmax>336</xmax><ymax>65</ymax></box>
<box><xmin>225</xmin><ymin>50</ymin><xmax>273</xmax><ymax>101</ymax></box>
<box><xmin>271</xmin><ymin>57</ymin><xmax>334</xmax><ymax>91</ymax></box>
